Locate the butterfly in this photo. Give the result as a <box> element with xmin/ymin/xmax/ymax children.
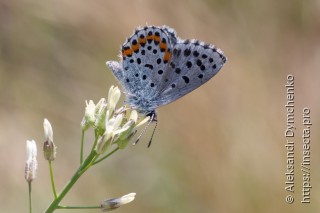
<box><xmin>107</xmin><ymin>25</ymin><xmax>227</xmax><ymax>146</ymax></box>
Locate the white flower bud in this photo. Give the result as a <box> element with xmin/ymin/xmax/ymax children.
<box><xmin>101</xmin><ymin>193</ymin><xmax>136</xmax><ymax>211</ymax></box>
<box><xmin>107</xmin><ymin>86</ymin><xmax>121</xmax><ymax>115</ymax></box>
<box><xmin>94</xmin><ymin>98</ymin><xmax>108</xmax><ymax>132</ymax></box>
<box><xmin>43</xmin><ymin>119</ymin><xmax>56</xmax><ymax>161</ymax></box>
<box><xmin>96</xmin><ymin>113</ymin><xmax>124</xmax><ymax>154</ymax></box>
<box><xmin>25</xmin><ymin>140</ymin><xmax>38</xmax><ymax>182</ymax></box>
<box><xmin>43</xmin><ymin>118</ymin><xmax>53</xmax><ymax>143</ymax></box>
<box><xmin>81</xmin><ymin>100</ymin><xmax>96</xmax><ymax>130</ymax></box>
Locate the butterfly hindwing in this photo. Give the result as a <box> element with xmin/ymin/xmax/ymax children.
<box><xmin>121</xmin><ymin>26</ymin><xmax>177</xmax><ymax>97</ymax></box>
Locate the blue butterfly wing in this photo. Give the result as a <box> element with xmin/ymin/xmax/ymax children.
<box><xmin>149</xmin><ymin>39</ymin><xmax>227</xmax><ymax>108</ymax></box>
<box><xmin>107</xmin><ymin>26</ymin><xmax>227</xmax><ymax>113</ymax></box>
<box><xmin>106</xmin><ymin>26</ymin><xmax>177</xmax><ymax>113</ymax></box>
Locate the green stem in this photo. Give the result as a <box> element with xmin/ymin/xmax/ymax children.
<box><xmin>57</xmin><ymin>205</ymin><xmax>100</xmax><ymax>209</ymax></box>
<box><xmin>93</xmin><ymin>146</ymin><xmax>120</xmax><ymax>165</ymax></box>
<box><xmin>91</xmin><ymin>130</ymin><xmax>99</xmax><ymax>153</ymax></box>
<box><xmin>80</xmin><ymin>130</ymin><xmax>85</xmax><ymax>164</ymax></box>
<box><xmin>45</xmin><ymin>151</ymin><xmax>98</xmax><ymax>213</ymax></box>
<box><xmin>49</xmin><ymin>161</ymin><xmax>57</xmax><ymax>198</ymax></box>
<box><xmin>28</xmin><ymin>182</ymin><xmax>32</xmax><ymax>213</ymax></box>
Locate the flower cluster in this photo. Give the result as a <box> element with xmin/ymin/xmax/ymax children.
<box><xmin>24</xmin><ymin>86</ymin><xmax>143</xmax><ymax>212</ymax></box>
<box><xmin>81</xmin><ymin>86</ymin><xmax>149</xmax><ymax>154</ymax></box>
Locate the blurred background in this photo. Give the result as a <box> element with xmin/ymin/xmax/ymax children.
<box><xmin>1</xmin><ymin>0</ymin><xmax>319</xmax><ymax>212</ymax></box>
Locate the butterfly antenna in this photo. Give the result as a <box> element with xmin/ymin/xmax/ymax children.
<box><xmin>133</xmin><ymin>112</ymin><xmax>157</xmax><ymax>146</ymax></box>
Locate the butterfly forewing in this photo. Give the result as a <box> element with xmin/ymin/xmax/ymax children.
<box><xmin>150</xmin><ymin>39</ymin><xmax>226</xmax><ymax>107</ymax></box>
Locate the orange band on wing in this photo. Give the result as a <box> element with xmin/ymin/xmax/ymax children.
<box><xmin>122</xmin><ymin>48</ymin><xmax>133</xmax><ymax>57</ymax></box>
<box><xmin>131</xmin><ymin>44</ymin><xmax>140</xmax><ymax>51</ymax></box>
<box><xmin>164</xmin><ymin>51</ymin><xmax>171</xmax><ymax>62</ymax></box>
<box><xmin>123</xmin><ymin>33</ymin><xmax>170</xmax><ymax>60</ymax></box>
<box><xmin>139</xmin><ymin>38</ymin><xmax>146</xmax><ymax>44</ymax></box>
<box><xmin>146</xmin><ymin>35</ymin><xmax>154</xmax><ymax>40</ymax></box>
<box><xmin>154</xmin><ymin>35</ymin><xmax>160</xmax><ymax>43</ymax></box>
<box><xmin>160</xmin><ymin>42</ymin><xmax>167</xmax><ymax>50</ymax></box>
